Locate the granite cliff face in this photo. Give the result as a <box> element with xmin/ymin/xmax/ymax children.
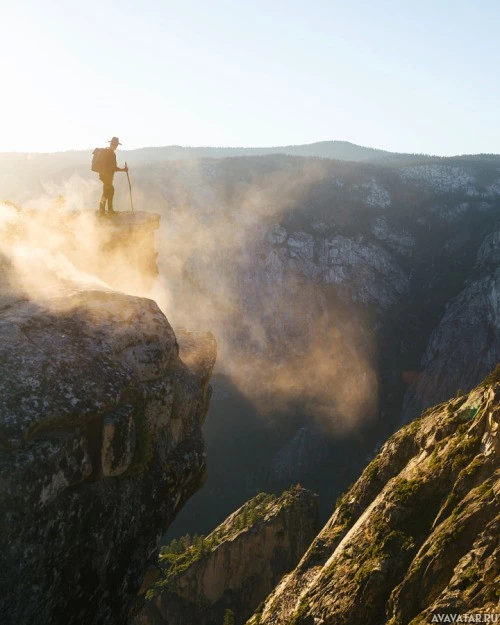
<box><xmin>167</xmin><ymin>155</ymin><xmax>500</xmax><ymax>534</ymax></box>
<box><xmin>134</xmin><ymin>486</ymin><xmax>319</xmax><ymax>625</ymax></box>
<box><xmin>402</xmin><ymin>218</ymin><xmax>500</xmax><ymax>422</ymax></box>
<box><xmin>247</xmin><ymin>373</ymin><xmax>500</xmax><ymax>625</ymax></box>
<box><xmin>0</xmin><ymin>288</ymin><xmax>216</xmax><ymax>625</ymax></box>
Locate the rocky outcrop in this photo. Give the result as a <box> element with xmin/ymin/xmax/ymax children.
<box><xmin>401</xmin><ymin>269</ymin><xmax>500</xmax><ymax>421</ymax></box>
<box><xmin>134</xmin><ymin>486</ymin><xmax>319</xmax><ymax>625</ymax></box>
<box><xmin>261</xmin><ymin>229</ymin><xmax>409</xmax><ymax>309</ymax></box>
<box><xmin>401</xmin><ymin>219</ymin><xmax>500</xmax><ymax>422</ymax></box>
<box><xmin>248</xmin><ymin>372</ymin><xmax>500</xmax><ymax>625</ymax></box>
<box><xmin>0</xmin><ymin>289</ymin><xmax>216</xmax><ymax>625</ymax></box>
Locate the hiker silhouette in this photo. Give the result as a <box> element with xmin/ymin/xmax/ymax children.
<box><xmin>92</xmin><ymin>137</ymin><xmax>128</xmax><ymax>216</ymax></box>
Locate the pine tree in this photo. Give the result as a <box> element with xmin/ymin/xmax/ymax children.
<box><xmin>248</xmin><ymin>507</ymin><xmax>258</xmax><ymax>525</ymax></box>
<box><xmin>194</xmin><ymin>534</ymin><xmax>204</xmax><ymax>550</ymax></box>
<box><xmin>170</xmin><ymin>538</ymin><xmax>179</xmax><ymax>554</ymax></box>
<box><xmin>241</xmin><ymin>509</ymin><xmax>249</xmax><ymax>526</ymax></box>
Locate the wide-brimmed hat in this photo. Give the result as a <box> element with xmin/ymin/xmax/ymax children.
<box><xmin>109</xmin><ymin>137</ymin><xmax>122</xmax><ymax>145</ymax></box>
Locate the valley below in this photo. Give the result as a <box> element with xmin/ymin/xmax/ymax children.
<box><xmin>1</xmin><ymin>142</ymin><xmax>499</xmax><ymax>624</ymax></box>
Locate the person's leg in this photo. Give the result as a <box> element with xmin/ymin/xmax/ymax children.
<box><xmin>99</xmin><ymin>177</ymin><xmax>115</xmax><ymax>215</ymax></box>
<box><xmin>107</xmin><ymin>183</ymin><xmax>115</xmax><ymax>214</ymax></box>
<box><xmin>99</xmin><ymin>178</ymin><xmax>107</xmax><ymax>215</ymax></box>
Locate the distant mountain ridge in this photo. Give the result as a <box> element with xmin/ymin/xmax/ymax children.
<box><xmin>0</xmin><ymin>140</ymin><xmax>392</xmax><ymax>161</ymax></box>
<box><xmin>121</xmin><ymin>140</ymin><xmax>397</xmax><ymax>163</ymax></box>
<box><xmin>2</xmin><ymin>142</ymin><xmax>499</xmax><ymax>200</ymax></box>
<box><xmin>2</xmin><ymin>140</ymin><xmax>498</xmax><ymax>168</ymax></box>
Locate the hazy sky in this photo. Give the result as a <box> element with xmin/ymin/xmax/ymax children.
<box><xmin>1</xmin><ymin>0</ymin><xmax>498</xmax><ymax>155</ymax></box>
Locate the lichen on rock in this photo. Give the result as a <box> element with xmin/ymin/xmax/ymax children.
<box><xmin>0</xmin><ymin>288</ymin><xmax>216</xmax><ymax>625</ymax></box>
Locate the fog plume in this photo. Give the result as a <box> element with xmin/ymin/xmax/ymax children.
<box><xmin>2</xmin><ymin>156</ymin><xmax>378</xmax><ymax>432</ymax></box>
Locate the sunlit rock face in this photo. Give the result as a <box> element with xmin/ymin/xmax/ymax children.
<box><xmin>0</xmin><ymin>289</ymin><xmax>216</xmax><ymax>625</ymax></box>
<box><xmin>133</xmin><ymin>487</ymin><xmax>319</xmax><ymax>625</ymax></box>
<box><xmin>261</xmin><ymin>228</ymin><xmax>409</xmax><ymax>308</ymax></box>
<box><xmin>248</xmin><ymin>378</ymin><xmax>500</xmax><ymax>625</ymax></box>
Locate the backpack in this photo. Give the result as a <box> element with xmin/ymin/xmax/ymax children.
<box><xmin>91</xmin><ymin>148</ymin><xmax>106</xmax><ymax>173</ymax></box>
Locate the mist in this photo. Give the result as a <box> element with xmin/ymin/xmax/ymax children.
<box><xmin>1</xmin><ymin>156</ymin><xmax>379</xmax><ymax>433</ymax></box>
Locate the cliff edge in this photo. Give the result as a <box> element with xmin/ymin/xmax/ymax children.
<box><xmin>0</xmin><ymin>288</ymin><xmax>216</xmax><ymax>625</ymax></box>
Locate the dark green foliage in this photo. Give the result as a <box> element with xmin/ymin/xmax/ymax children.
<box><xmin>168</xmin><ymin>538</ymin><xmax>179</xmax><ymax>554</ymax></box>
<box><xmin>428</xmin><ymin>447</ymin><xmax>443</xmax><ymax>471</ymax></box>
<box><xmin>455</xmin><ymin>422</ymin><xmax>470</xmax><ymax>436</ymax></box>
<box><xmin>428</xmin><ymin>428</ymin><xmax>479</xmax><ymax>475</ymax></box>
<box><xmin>223</xmin><ymin>608</ymin><xmax>235</xmax><ymax>625</ymax></box>
<box><xmin>364</xmin><ymin>456</ymin><xmax>381</xmax><ymax>481</ymax></box>
<box><xmin>153</xmin><ymin>488</ymin><xmax>304</xmax><ymax>596</ymax></box>
<box><xmin>460</xmin><ymin>565</ymin><xmax>480</xmax><ymax>589</ymax></box>
<box><xmin>162</xmin><ymin>534</ymin><xmax>199</xmax><ymax>556</ymax></box>
<box><xmin>457</xmin><ymin>456</ymin><xmax>484</xmax><ymax>480</ymax></box>
<box><xmin>450</xmin><ymin>436</ymin><xmax>480</xmax><ymax>472</ymax></box>
<box><xmin>441</xmin><ymin>491</ymin><xmax>459</xmax><ymax>512</ymax></box>
<box><xmin>289</xmin><ymin>597</ymin><xmax>311</xmax><ymax>625</ymax></box>
<box><xmin>391</xmin><ymin>478</ymin><xmax>425</xmax><ymax>504</ymax></box>
<box><xmin>379</xmin><ymin>530</ymin><xmax>415</xmax><ymax>555</ymax></box>
<box><xmin>363</xmin><ymin>524</ymin><xmax>416</xmax><ymax>563</ymax></box>
<box><xmin>434</xmin><ymin>521</ymin><xmax>463</xmax><ymax>551</ymax></box>
<box><xmin>335</xmin><ymin>488</ymin><xmax>354</xmax><ymax>527</ymax></box>
<box><xmin>232</xmin><ymin>492</ymin><xmax>275</xmax><ymax>532</ymax></box>
<box><xmin>475</xmin><ymin>482</ymin><xmax>494</xmax><ymax>500</ymax></box>
<box><xmin>353</xmin><ymin>562</ymin><xmax>372</xmax><ymax>585</ymax></box>
<box><xmin>407</xmin><ymin>419</ymin><xmax>421</xmax><ymax>436</ymax></box>
<box><xmin>330</xmin><ymin>508</ymin><xmax>417</xmax><ymax>590</ymax></box>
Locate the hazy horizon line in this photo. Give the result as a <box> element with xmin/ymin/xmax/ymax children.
<box><xmin>0</xmin><ymin>139</ymin><xmax>498</xmax><ymax>159</ymax></box>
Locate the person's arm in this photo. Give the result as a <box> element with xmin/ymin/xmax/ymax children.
<box><xmin>112</xmin><ymin>151</ymin><xmax>128</xmax><ymax>172</ymax></box>
<box><xmin>115</xmin><ymin>157</ymin><xmax>128</xmax><ymax>172</ymax></box>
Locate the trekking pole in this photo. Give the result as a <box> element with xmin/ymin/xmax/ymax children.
<box><xmin>125</xmin><ymin>162</ymin><xmax>135</xmax><ymax>213</ymax></box>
